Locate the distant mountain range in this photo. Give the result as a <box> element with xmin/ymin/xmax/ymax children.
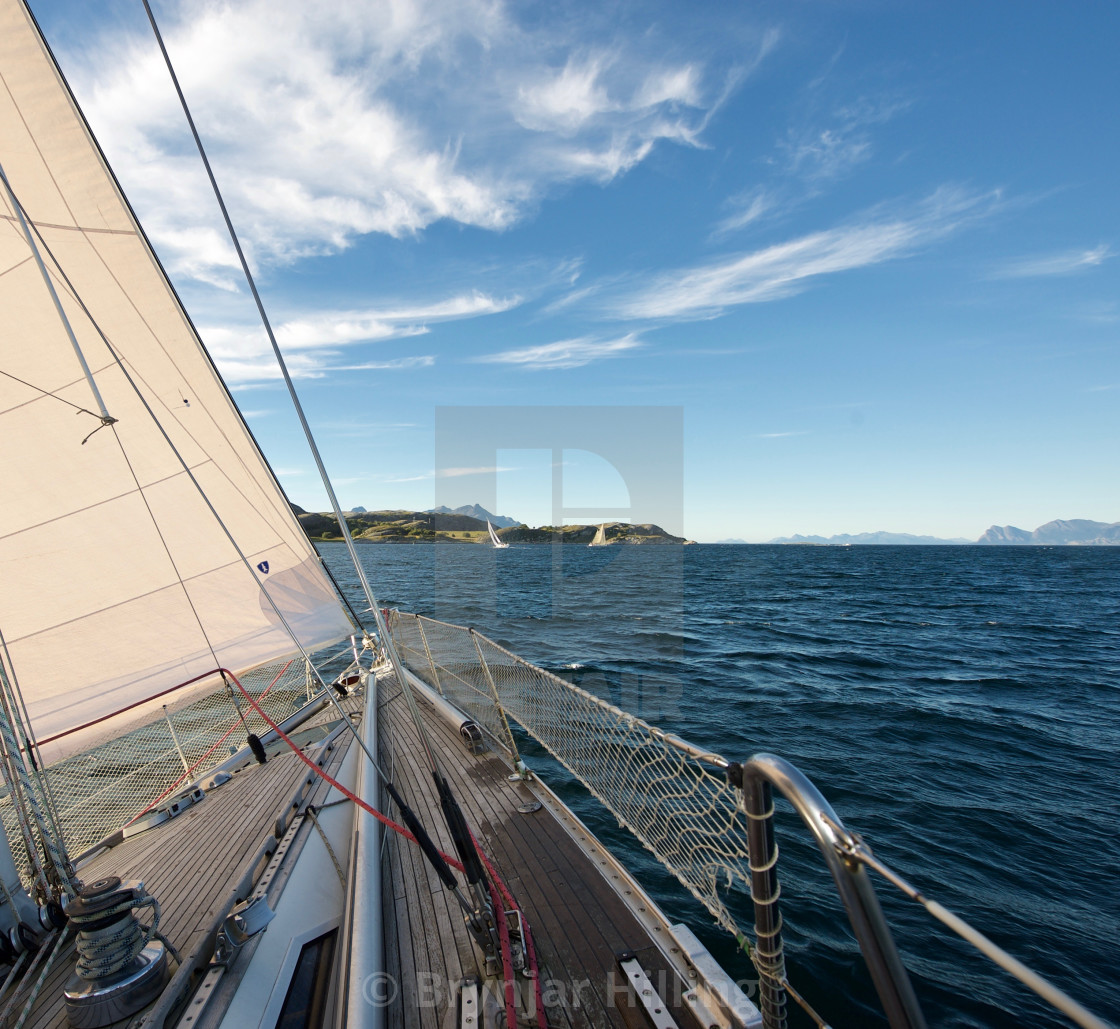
<box><xmin>428</xmin><ymin>504</ymin><xmax>519</xmax><ymax>528</ymax></box>
<box><xmin>290</xmin><ymin>505</ymin><xmax>689</xmax><ymax>544</ymax></box>
<box><xmin>976</xmin><ymin>519</ymin><xmax>1120</xmax><ymax>545</ymax></box>
<box><xmin>764</xmin><ymin>519</ymin><xmax>1120</xmax><ymax>546</ymax></box>
<box><xmin>767</xmin><ymin>531</ymin><xmax>972</xmax><ymax>545</ymax></box>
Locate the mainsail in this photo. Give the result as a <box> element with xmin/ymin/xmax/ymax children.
<box><xmin>487</xmin><ymin>519</ymin><xmax>509</xmax><ymax>548</ymax></box>
<box><xmin>0</xmin><ymin>1</ymin><xmax>353</xmax><ymax>761</ymax></box>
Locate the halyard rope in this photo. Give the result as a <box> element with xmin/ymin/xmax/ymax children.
<box><xmin>70</xmin><ymin>889</ymin><xmax>160</xmax><ymax>980</ymax></box>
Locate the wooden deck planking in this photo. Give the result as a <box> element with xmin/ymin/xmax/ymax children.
<box><xmin>379</xmin><ymin>697</ymin><xmax>478</xmax><ymax>1028</ymax></box>
<box><xmin>378</xmin><ymin>672</ymin><xmax>705</xmax><ymax>1029</ymax></box>
<box><xmin>9</xmin><ymin>676</ymin><xmax>710</xmax><ymax>1029</ymax></box>
<box><xmin>13</xmin><ymin>698</ymin><xmax>362</xmax><ymax>1029</ymax></box>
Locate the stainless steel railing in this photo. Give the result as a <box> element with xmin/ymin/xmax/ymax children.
<box><xmin>729</xmin><ymin>754</ymin><xmax>927</xmax><ymax>1029</ymax></box>
<box><xmin>385</xmin><ymin>610</ymin><xmax>1114</xmax><ymax>1029</ymax></box>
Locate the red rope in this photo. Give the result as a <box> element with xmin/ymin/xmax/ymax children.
<box><xmin>473</xmin><ymin>830</ymin><xmax>549</xmax><ymax>1027</ymax></box>
<box><xmin>230</xmin><ymin>670</ymin><xmax>548</xmax><ymax>1026</ymax></box>
<box><xmin>226</xmin><ymin>671</ymin><xmax>436</xmax><ymax>853</ymax></box>
<box><xmin>488</xmin><ymin>874</ymin><xmax>518</xmax><ymax>1028</ymax></box>
<box><xmin>123</xmin><ymin>661</ymin><xmax>294</xmax><ymax>828</ymax></box>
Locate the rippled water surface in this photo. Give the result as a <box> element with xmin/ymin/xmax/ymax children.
<box><xmin>320</xmin><ymin>542</ymin><xmax>1120</xmax><ymax>1028</ymax></box>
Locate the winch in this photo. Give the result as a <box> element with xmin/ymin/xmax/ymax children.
<box><xmin>62</xmin><ymin>877</ymin><xmax>168</xmax><ymax>1028</ymax></box>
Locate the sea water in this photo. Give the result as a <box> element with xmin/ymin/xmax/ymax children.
<box><xmin>318</xmin><ymin>541</ymin><xmax>1119</xmax><ymax>1028</ymax></box>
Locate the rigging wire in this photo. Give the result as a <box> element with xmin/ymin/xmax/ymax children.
<box><xmin>0</xmin><ymin>367</ymin><xmax>101</xmax><ymax>419</ymax></box>
<box><xmin>136</xmin><ymin>0</ymin><xmax>503</xmax><ymax>944</ymax></box>
<box><xmin>0</xmin><ymin>176</ymin><xmax>339</xmax><ymax>712</ymax></box>
<box><xmin>0</xmin><ymin>630</ymin><xmax>69</xmax><ymax>862</ymax></box>
<box><xmin>0</xmin><ymin>631</ymin><xmax>77</xmax><ymax>896</ymax></box>
<box><xmin>316</xmin><ymin>552</ymin><xmax>367</xmax><ymax>633</ymax></box>
<box><xmin>0</xmin><ymin>161</ymin><xmax>115</xmax><ymax>425</ymax></box>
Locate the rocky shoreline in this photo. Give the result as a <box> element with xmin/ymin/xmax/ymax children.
<box><xmin>295</xmin><ymin>508</ymin><xmax>692</xmax><ymax>545</ymax></box>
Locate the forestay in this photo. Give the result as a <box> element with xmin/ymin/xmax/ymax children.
<box><xmin>0</xmin><ymin>0</ymin><xmax>353</xmax><ymax>761</ymax></box>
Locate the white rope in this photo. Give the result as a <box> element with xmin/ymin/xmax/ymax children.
<box><xmin>12</xmin><ymin>926</ymin><xmax>72</xmax><ymax>1029</ymax></box>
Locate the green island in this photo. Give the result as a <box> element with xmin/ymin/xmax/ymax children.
<box><xmin>295</xmin><ymin>508</ymin><xmax>692</xmax><ymax>545</ymax></box>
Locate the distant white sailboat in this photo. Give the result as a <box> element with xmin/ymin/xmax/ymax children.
<box><xmin>588</xmin><ymin>522</ymin><xmax>608</xmax><ymax>547</ymax></box>
<box><xmin>487</xmin><ymin>519</ymin><xmax>510</xmax><ymax>548</ymax></box>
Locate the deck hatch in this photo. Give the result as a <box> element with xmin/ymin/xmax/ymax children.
<box><xmin>274</xmin><ymin>928</ymin><xmax>338</xmax><ymax>1029</ymax></box>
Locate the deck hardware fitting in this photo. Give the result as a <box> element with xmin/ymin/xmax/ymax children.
<box><xmin>459</xmin><ymin>721</ymin><xmax>486</xmax><ymax>754</ymax></box>
<box><xmin>220</xmin><ymin>895</ymin><xmax>275</xmax><ymax>951</ymax></box>
<box><xmin>122</xmin><ymin>788</ymin><xmax>204</xmax><ymax>840</ymax></box>
<box><xmin>458</xmin><ymin>976</ymin><xmax>482</xmax><ymax>1027</ymax></box>
<box><xmin>617</xmin><ymin>954</ymin><xmax>681</xmax><ymax>1029</ymax></box>
<box><xmin>63</xmin><ymin>878</ymin><xmax>168</xmax><ymax>1028</ymax></box>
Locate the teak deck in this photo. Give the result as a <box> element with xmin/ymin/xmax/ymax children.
<box><xmin>377</xmin><ymin>673</ymin><xmax>704</xmax><ymax>1029</ymax></box>
<box><xmin>9</xmin><ymin>674</ymin><xmax>703</xmax><ymax>1028</ymax></box>
<box><xmin>11</xmin><ymin>696</ymin><xmax>361</xmax><ymax>1029</ymax></box>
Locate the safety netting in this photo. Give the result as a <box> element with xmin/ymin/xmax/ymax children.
<box><xmin>0</xmin><ymin>648</ymin><xmax>347</xmax><ymax>883</ymax></box>
<box><xmin>387</xmin><ymin>611</ymin><xmax>752</xmax><ymax>936</ymax></box>
<box><xmin>388</xmin><ymin>614</ymin><xmax>520</xmax><ymax>761</ymax></box>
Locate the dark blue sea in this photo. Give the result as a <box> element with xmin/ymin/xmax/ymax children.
<box><xmin>319</xmin><ymin>542</ymin><xmax>1119</xmax><ymax>1028</ymax></box>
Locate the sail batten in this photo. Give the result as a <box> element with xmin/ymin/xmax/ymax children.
<box><xmin>0</xmin><ymin>0</ymin><xmax>353</xmax><ymax>761</ymax></box>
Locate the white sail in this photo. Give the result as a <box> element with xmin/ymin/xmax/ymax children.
<box><xmin>0</xmin><ymin>2</ymin><xmax>353</xmax><ymax>761</ymax></box>
<box><xmin>487</xmin><ymin>519</ymin><xmax>509</xmax><ymax>548</ymax></box>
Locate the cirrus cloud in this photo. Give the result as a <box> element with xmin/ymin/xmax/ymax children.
<box><xmin>475</xmin><ymin>333</ymin><xmax>642</xmax><ymax>370</ymax></box>
<box><xmin>66</xmin><ymin>0</ymin><xmax>768</xmax><ymax>286</ymax></box>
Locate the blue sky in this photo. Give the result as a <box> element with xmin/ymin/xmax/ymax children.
<box><xmin>32</xmin><ymin>0</ymin><xmax>1119</xmax><ymax>542</ymax></box>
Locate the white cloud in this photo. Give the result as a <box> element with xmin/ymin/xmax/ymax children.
<box><xmin>337</xmin><ymin>356</ymin><xmax>436</xmax><ymax>371</ymax></box>
<box><xmin>608</xmin><ymin>187</ymin><xmax>999</xmax><ymax>320</ymax></box>
<box><xmin>66</xmin><ymin>0</ymin><xmax>766</xmax><ymax>284</ymax></box>
<box><xmin>516</xmin><ymin>55</ymin><xmax>614</xmax><ymax>133</ymax></box>
<box><xmin>475</xmin><ymin>333</ymin><xmax>642</xmax><ymax>370</ymax></box>
<box><xmin>383</xmin><ymin>472</ymin><xmax>434</xmax><ymax>483</ymax></box>
<box><xmin>273</xmin><ymin>291</ymin><xmax>518</xmax><ymax>349</ymax></box>
<box><xmin>513</xmin><ymin>54</ymin><xmax>704</xmax><ymax>178</ymax></box>
<box><xmin>199</xmin><ymin>291</ymin><xmax>510</xmax><ymax>381</ymax></box>
<box><xmin>756</xmin><ymin>431</ymin><xmax>808</xmax><ymax>438</ymax></box>
<box><xmin>991</xmin><ymin>245</ymin><xmax>1113</xmax><ymax>279</ymax></box>
<box><xmin>713</xmin><ymin>187</ymin><xmax>776</xmax><ymax>236</ymax></box>
<box><xmin>783</xmin><ymin>127</ymin><xmax>870</xmax><ymax>181</ymax></box>
<box><xmin>437</xmin><ymin>466</ymin><xmax>517</xmax><ymax>477</ymax></box>
<box><xmin>781</xmin><ymin>88</ymin><xmax>911</xmax><ymax>184</ymax></box>
<box><xmin>209</xmin><ymin>347</ymin><xmax>435</xmax><ymax>382</ymax></box>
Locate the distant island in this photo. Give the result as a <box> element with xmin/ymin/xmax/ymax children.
<box><xmin>295</xmin><ymin>506</ymin><xmax>692</xmax><ymax>545</ymax></box>
<box><xmin>767</xmin><ymin>531</ymin><xmax>973</xmax><ymax>546</ymax></box>
<box><xmin>297</xmin><ymin>506</ymin><xmax>1119</xmax><ymax>546</ymax></box>
<box><xmin>765</xmin><ymin>519</ymin><xmax>1120</xmax><ymax>546</ymax></box>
